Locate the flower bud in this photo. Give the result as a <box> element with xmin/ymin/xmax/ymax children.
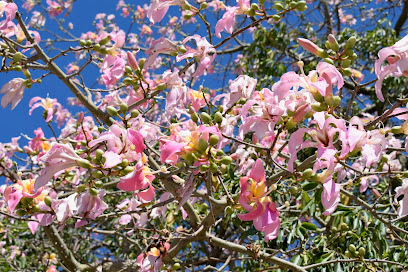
<box><xmin>99</xmin><ymin>35</ymin><xmax>111</xmax><ymax>46</ymax></box>
<box><xmin>120</xmin><ymin>166</ymin><xmax>135</xmax><ymax>176</ymax></box>
<box><xmin>285</xmin><ymin>117</ymin><xmax>297</xmax><ymax>130</ymax></box>
<box><xmin>94</xmin><ymin>181</ymin><xmax>103</xmax><ymax>188</ymax></box>
<box><xmin>106</xmin><ymin>106</ymin><xmax>118</xmax><ymax>116</ymax></box>
<box><xmin>31</xmin><ymin>205</ymin><xmax>41</xmax><ymax>213</ymax></box>
<box><xmin>325</xmin><ymin>40</ymin><xmax>331</xmax><ymax>50</ymax></box>
<box><xmin>214</xmin><ymin>111</ymin><xmax>223</xmax><ymax>124</ymax></box>
<box><xmin>177</xmin><ymin>45</ymin><xmax>187</xmax><ymax>54</ymax></box>
<box><xmin>77</xmin><ymin>159</ymin><xmax>92</xmax><ymax>169</ymax></box>
<box><xmin>302</xmin><ymin>169</ymin><xmax>313</xmax><ymax>180</ymax></box>
<box><xmin>191</xmin><ymin>112</ymin><xmax>199</xmax><ymax>123</ymax></box>
<box><xmin>79</xmin><ymin>39</ymin><xmax>87</xmax><ymax>46</ymax></box>
<box><xmin>197</xmin><ymin>138</ymin><xmax>209</xmax><ymax>153</ymax></box>
<box><xmin>13</xmin><ymin>52</ymin><xmax>23</xmax><ymax>62</ymax></box>
<box><xmin>342</xmin><ymin>59</ymin><xmax>351</xmax><ymax>68</ymax></box>
<box><xmin>358</xmin><ymin>247</ymin><xmax>365</xmax><ymax>257</ymax></box>
<box><xmin>119</xmin><ymin>102</ymin><xmax>128</xmax><ymax>114</ymax></box>
<box><xmin>316</xmin><ymin>48</ymin><xmax>329</xmax><ymax>58</ymax></box>
<box><xmin>345</xmin><ymin>36</ymin><xmax>356</xmax><ymax>49</ymax></box>
<box><xmin>345</xmin><ymin>48</ymin><xmax>354</xmax><ymax>57</ymax></box>
<box><xmin>93</xmin><ymin>43</ymin><xmax>101</xmax><ymax>51</ymax></box>
<box><xmin>86</xmin><ymin>40</ymin><xmax>92</xmax><ymax>47</ymax></box>
<box><xmin>209</xmin><ymin>162</ymin><xmax>218</xmax><ymax>173</ymax></box>
<box><xmin>271</xmin><ymin>15</ymin><xmax>281</xmax><ymax>21</ymax></box>
<box><xmin>391</xmin><ymin>126</ymin><xmax>403</xmax><ymax>134</ymax></box>
<box><xmin>156</xmin><ymin>83</ymin><xmax>167</xmax><ymax>90</ymax></box>
<box><xmin>209</xmin><ymin>134</ymin><xmax>219</xmax><ymax>146</ymax></box>
<box><xmin>123</xmin><ymin>77</ymin><xmax>133</xmax><ymax>85</ymax></box>
<box><xmin>131</xmin><ymin>110</ymin><xmax>140</xmax><ymax>118</ymax></box>
<box><xmin>171</xmin><ymin>263</ymin><xmax>181</xmax><ymax>271</ymax></box>
<box><xmin>246</xmin><ymin>9</ymin><xmax>256</xmax><ymax>16</ymax></box>
<box><xmin>138</xmin><ymin>58</ymin><xmax>146</xmax><ymax>70</ymax></box>
<box><xmin>125</xmin><ymin>65</ymin><xmax>133</xmax><ymax>75</ymax></box>
<box><xmin>296</xmin><ymin>1</ymin><xmax>307</xmax><ymax>11</ymax></box>
<box><xmin>199</xmin><ymin>164</ymin><xmax>209</xmax><ymax>172</ymax></box>
<box><xmin>220</xmin><ymin>156</ymin><xmax>232</xmax><ymax>165</ymax></box>
<box><xmin>216</xmin><ymin>149</ymin><xmax>224</xmax><ymax>156</ymax></box>
<box><xmin>95</xmin><ymin>149</ymin><xmax>104</xmax><ymax>160</ymax></box>
<box><xmin>200</xmin><ymin>112</ymin><xmax>212</xmax><ymax>124</ymax></box>
<box><xmin>343</xmin><ymin>68</ymin><xmax>352</xmax><ymax>76</ymax></box>
<box><xmin>90</xmin><ymin>188</ymin><xmax>99</xmax><ymax>196</ymax></box>
<box><xmin>200</xmin><ymin>2</ymin><xmax>207</xmax><ymax>9</ymax></box>
<box><xmin>332</xmin><ymin>96</ymin><xmax>341</xmax><ymax>107</ymax></box>
<box><xmin>92</xmin><ymin>170</ymin><xmax>104</xmax><ymax>179</ymax></box>
<box><xmin>13</xmin><ymin>65</ymin><xmax>22</xmax><ymax>71</ymax></box>
<box><xmin>251</xmin><ymin>3</ymin><xmax>260</xmax><ymax>10</ymax></box>
<box><xmin>349</xmin><ymin>53</ymin><xmax>358</xmax><ymax>61</ymax></box>
<box><xmin>349</xmin><ymin>244</ymin><xmax>356</xmax><ymax>254</ymax></box>
<box><xmin>127</xmin><ymin>51</ymin><xmax>138</xmax><ymax>70</ymax></box>
<box><xmin>324</xmin><ymin>58</ymin><xmax>334</xmax><ymax>65</ymax></box>
<box><xmin>289</xmin><ymin>1</ymin><xmax>297</xmax><ymax>8</ymax></box>
<box><xmin>274</xmin><ymin>2</ymin><xmax>285</xmax><ymax>10</ymax></box>
<box><xmin>77</xmin><ymin>184</ymin><xmax>86</xmax><ymax>193</ymax></box>
<box><xmin>44</xmin><ymin>196</ymin><xmax>53</xmax><ymax>207</ymax></box>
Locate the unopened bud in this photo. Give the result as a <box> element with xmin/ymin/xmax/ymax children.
<box><xmin>127</xmin><ymin>51</ymin><xmax>138</xmax><ymax>70</ymax></box>
<box><xmin>44</xmin><ymin>196</ymin><xmax>53</xmax><ymax>207</ymax></box>
<box><xmin>177</xmin><ymin>45</ymin><xmax>187</xmax><ymax>54</ymax></box>
<box><xmin>95</xmin><ymin>149</ymin><xmax>104</xmax><ymax>160</ymax></box>
<box><xmin>209</xmin><ymin>162</ymin><xmax>218</xmax><ymax>173</ymax></box>
<box><xmin>342</xmin><ymin>59</ymin><xmax>351</xmax><ymax>68</ymax></box>
<box><xmin>296</xmin><ymin>1</ymin><xmax>307</xmax><ymax>11</ymax></box>
<box><xmin>94</xmin><ymin>181</ymin><xmax>103</xmax><ymax>188</ymax></box>
<box><xmin>77</xmin><ymin>159</ymin><xmax>92</xmax><ymax>169</ymax></box>
<box><xmin>209</xmin><ymin>134</ymin><xmax>219</xmax><ymax>146</ymax></box>
<box><xmin>214</xmin><ymin>111</ymin><xmax>223</xmax><ymax>124</ymax></box>
<box><xmin>200</xmin><ymin>2</ymin><xmax>207</xmax><ymax>9</ymax></box>
<box><xmin>120</xmin><ymin>166</ymin><xmax>135</xmax><ymax>176</ymax></box>
<box><xmin>156</xmin><ymin>83</ymin><xmax>167</xmax><ymax>90</ymax></box>
<box><xmin>199</xmin><ymin>164</ymin><xmax>209</xmax><ymax>172</ymax></box>
<box><xmin>200</xmin><ymin>112</ymin><xmax>212</xmax><ymax>124</ymax></box>
<box><xmin>138</xmin><ymin>58</ymin><xmax>146</xmax><ymax>70</ymax></box>
<box><xmin>345</xmin><ymin>36</ymin><xmax>356</xmax><ymax>49</ymax></box>
<box><xmin>251</xmin><ymin>3</ymin><xmax>260</xmax><ymax>10</ymax></box>
<box><xmin>131</xmin><ymin>110</ymin><xmax>140</xmax><ymax>118</ymax></box>
<box><xmin>343</xmin><ymin>68</ymin><xmax>352</xmax><ymax>76</ymax></box>
<box><xmin>13</xmin><ymin>52</ymin><xmax>23</xmax><ymax>62</ymax></box>
<box><xmin>92</xmin><ymin>170</ymin><xmax>104</xmax><ymax>179</ymax></box>
<box><xmin>99</xmin><ymin>35</ymin><xmax>111</xmax><ymax>46</ymax></box>
<box><xmin>391</xmin><ymin>126</ymin><xmax>403</xmax><ymax>134</ymax></box>
<box><xmin>197</xmin><ymin>138</ymin><xmax>209</xmax><ymax>153</ymax></box>
<box><xmin>274</xmin><ymin>2</ymin><xmax>285</xmax><ymax>10</ymax></box>
<box><xmin>119</xmin><ymin>102</ymin><xmax>128</xmax><ymax>114</ymax></box>
<box><xmin>106</xmin><ymin>106</ymin><xmax>118</xmax><ymax>116</ymax></box>
<box><xmin>220</xmin><ymin>156</ymin><xmax>232</xmax><ymax>165</ymax></box>
<box><xmin>90</xmin><ymin>188</ymin><xmax>99</xmax><ymax>196</ymax></box>
<box><xmin>316</xmin><ymin>48</ymin><xmax>329</xmax><ymax>58</ymax></box>
<box><xmin>271</xmin><ymin>15</ymin><xmax>281</xmax><ymax>21</ymax></box>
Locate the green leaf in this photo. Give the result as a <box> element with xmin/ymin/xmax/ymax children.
<box><xmin>301</xmin><ymin>222</ymin><xmax>318</xmax><ymax>231</ymax></box>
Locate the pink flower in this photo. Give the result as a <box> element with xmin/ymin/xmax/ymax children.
<box><xmin>321</xmin><ymin>178</ymin><xmax>341</xmax><ymax>216</ymax></box>
<box><xmin>215</xmin><ymin>0</ymin><xmax>250</xmax><ymax>38</ymax></box>
<box><xmin>145</xmin><ymin>37</ymin><xmax>178</xmax><ymax>68</ymax></box>
<box><xmin>117</xmin><ymin>160</ymin><xmax>156</xmax><ymax>202</ymax></box>
<box><xmin>0</xmin><ymin>78</ymin><xmax>25</xmax><ymax>110</ymax></box>
<box><xmin>147</xmin><ymin>0</ymin><xmax>187</xmax><ymax>24</ymax></box>
<box><xmin>29</xmin><ymin>97</ymin><xmax>62</xmax><ymax>123</ymax></box>
<box><xmin>394</xmin><ymin>178</ymin><xmax>408</xmax><ymax>217</ymax></box>
<box><xmin>4</xmin><ymin>179</ymin><xmax>43</xmax><ymax>213</ymax></box>
<box><xmin>46</xmin><ymin>0</ymin><xmax>63</xmax><ymax>18</ymax></box>
<box><xmin>237</xmin><ymin>159</ymin><xmax>280</xmax><ymax>241</ymax></box>
<box><xmin>34</xmin><ymin>143</ymin><xmax>85</xmax><ymax>191</ymax></box>
<box><xmin>88</xmin><ymin>124</ymin><xmax>145</xmax><ymax>168</ymax></box>
<box><xmin>177</xmin><ymin>35</ymin><xmax>216</xmax><ymax>78</ymax></box>
<box><xmin>136</xmin><ymin>240</ymin><xmax>170</xmax><ymax>272</ymax></box>
<box><xmin>226</xmin><ymin>75</ymin><xmax>257</xmax><ymax>108</ymax></box>
<box><xmin>375</xmin><ymin>35</ymin><xmax>408</xmax><ymax>102</ymax></box>
<box><xmin>75</xmin><ymin>189</ymin><xmax>108</xmax><ymax>227</ymax></box>
<box><xmin>0</xmin><ymin>1</ymin><xmax>18</xmax><ymax>30</ymax></box>
<box><xmin>101</xmin><ymin>55</ymin><xmax>126</xmax><ymax>87</ymax></box>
